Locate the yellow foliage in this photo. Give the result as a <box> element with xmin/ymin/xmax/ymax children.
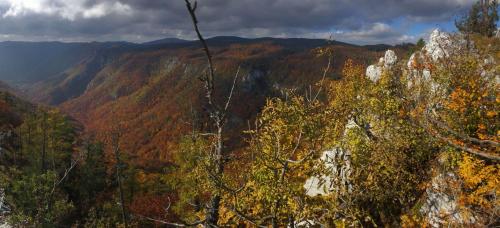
<box><xmin>458</xmin><ymin>155</ymin><xmax>500</xmax><ymax>211</ymax></box>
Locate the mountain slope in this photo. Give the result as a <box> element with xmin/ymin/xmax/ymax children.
<box><xmin>0</xmin><ymin>37</ymin><xmax>411</xmax><ymax>167</ymax></box>
<box><xmin>50</xmin><ymin>39</ymin><xmax>410</xmax><ymax>167</ymax></box>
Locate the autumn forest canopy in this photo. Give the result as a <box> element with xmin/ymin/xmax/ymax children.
<box><xmin>0</xmin><ymin>0</ymin><xmax>499</xmax><ymax>227</ymax></box>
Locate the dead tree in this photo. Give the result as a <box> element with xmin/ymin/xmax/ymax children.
<box><xmin>184</xmin><ymin>1</ymin><xmax>240</xmax><ymax>226</ymax></box>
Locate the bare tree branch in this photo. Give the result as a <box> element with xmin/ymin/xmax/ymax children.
<box><xmin>427</xmin><ymin>115</ymin><xmax>500</xmax><ymax>148</ymax></box>
<box><xmin>431</xmin><ymin>130</ymin><xmax>500</xmax><ymax>161</ymax></box>
<box><xmin>228</xmin><ymin>207</ymin><xmax>269</xmax><ymax>228</ymax></box>
<box><xmin>312</xmin><ymin>55</ymin><xmax>332</xmax><ymax>102</ymax></box>
<box><xmin>185</xmin><ymin>0</ymin><xmax>217</xmax><ymax>108</ymax></box>
<box><xmin>418</xmin><ymin>117</ymin><xmax>500</xmax><ymax>161</ymax></box>
<box><xmin>50</xmin><ymin>150</ymin><xmax>85</xmax><ymax>195</ymax></box>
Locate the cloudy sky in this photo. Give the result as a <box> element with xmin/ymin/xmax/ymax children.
<box><xmin>0</xmin><ymin>0</ymin><xmax>477</xmax><ymax>44</ymax></box>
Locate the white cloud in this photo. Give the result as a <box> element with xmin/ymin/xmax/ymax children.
<box><xmin>82</xmin><ymin>2</ymin><xmax>132</xmax><ymax>19</ymax></box>
<box><xmin>0</xmin><ymin>0</ymin><xmax>132</xmax><ymax>20</ymax></box>
<box><xmin>333</xmin><ymin>23</ymin><xmax>416</xmax><ymax>44</ymax></box>
<box><xmin>2</xmin><ymin>0</ymin><xmax>56</xmax><ymax>17</ymax></box>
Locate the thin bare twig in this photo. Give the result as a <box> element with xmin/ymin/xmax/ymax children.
<box><xmin>312</xmin><ymin>57</ymin><xmax>332</xmax><ymax>102</ymax></box>
<box><xmin>50</xmin><ymin>151</ymin><xmax>85</xmax><ymax>195</ymax></box>
<box><xmin>224</xmin><ymin>66</ymin><xmax>241</xmax><ymax>112</ymax></box>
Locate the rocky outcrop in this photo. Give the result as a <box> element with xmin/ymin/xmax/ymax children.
<box><xmin>366</xmin><ymin>50</ymin><xmax>398</xmax><ymax>82</ymax></box>
<box><xmin>389</xmin><ymin>29</ymin><xmax>493</xmax><ymax>227</ymax></box>
<box><xmin>304</xmin><ymin>119</ymin><xmax>359</xmax><ymax>197</ymax></box>
<box><xmin>384</xmin><ymin>50</ymin><xmax>398</xmax><ymax>68</ymax></box>
<box><xmin>406</xmin><ymin>29</ymin><xmax>454</xmax><ymax>87</ymax></box>
<box><xmin>241</xmin><ymin>68</ymin><xmax>268</xmax><ymax>92</ymax></box>
<box><xmin>304</xmin><ymin>147</ymin><xmax>352</xmax><ymax>197</ymax></box>
<box><xmin>366</xmin><ymin>63</ymin><xmax>383</xmax><ymax>82</ymax></box>
<box><xmin>420</xmin><ymin>172</ymin><xmax>475</xmax><ymax>227</ymax></box>
<box><xmin>424</xmin><ymin>29</ymin><xmax>454</xmax><ymax>61</ymax></box>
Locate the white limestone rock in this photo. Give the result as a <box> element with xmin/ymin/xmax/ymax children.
<box><xmin>366</xmin><ymin>50</ymin><xmax>398</xmax><ymax>82</ymax></box>
<box><xmin>406</xmin><ymin>30</ymin><xmax>453</xmax><ymax>90</ymax></box>
<box><xmin>424</xmin><ymin>29</ymin><xmax>452</xmax><ymax>61</ymax></box>
<box><xmin>366</xmin><ymin>65</ymin><xmax>383</xmax><ymax>82</ymax></box>
<box><xmin>420</xmin><ymin>172</ymin><xmax>476</xmax><ymax>227</ymax></box>
<box><xmin>384</xmin><ymin>50</ymin><xmax>397</xmax><ymax>68</ymax></box>
<box><xmin>304</xmin><ymin>147</ymin><xmax>352</xmax><ymax>197</ymax></box>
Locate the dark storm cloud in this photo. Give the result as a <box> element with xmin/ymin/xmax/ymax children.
<box><xmin>0</xmin><ymin>0</ymin><xmax>474</xmax><ymax>44</ymax></box>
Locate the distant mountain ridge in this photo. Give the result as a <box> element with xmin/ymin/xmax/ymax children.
<box><xmin>142</xmin><ymin>38</ymin><xmax>189</xmax><ymax>45</ymax></box>
<box><xmin>0</xmin><ymin>41</ymin><xmax>137</xmax><ymax>87</ymax></box>
<box><xmin>0</xmin><ymin>37</ymin><xmax>411</xmax><ymax>91</ymax></box>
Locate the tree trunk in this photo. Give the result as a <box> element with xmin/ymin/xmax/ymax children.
<box><xmin>205</xmin><ymin>126</ymin><xmax>224</xmax><ymax>227</ymax></box>
<box><xmin>206</xmin><ymin>194</ymin><xmax>221</xmax><ymax>227</ymax></box>
<box><xmin>114</xmin><ymin>136</ymin><xmax>128</xmax><ymax>228</ymax></box>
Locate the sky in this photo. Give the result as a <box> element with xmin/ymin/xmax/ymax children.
<box><xmin>0</xmin><ymin>0</ymin><xmax>478</xmax><ymax>45</ymax></box>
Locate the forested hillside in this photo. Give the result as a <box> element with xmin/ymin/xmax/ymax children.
<box><xmin>0</xmin><ymin>91</ymin><xmax>100</xmax><ymax>226</ymax></box>
<box><xmin>56</xmin><ymin>40</ymin><xmax>408</xmax><ymax>168</ymax></box>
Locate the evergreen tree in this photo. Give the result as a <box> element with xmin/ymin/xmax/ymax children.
<box><xmin>456</xmin><ymin>0</ymin><xmax>499</xmax><ymax>36</ymax></box>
